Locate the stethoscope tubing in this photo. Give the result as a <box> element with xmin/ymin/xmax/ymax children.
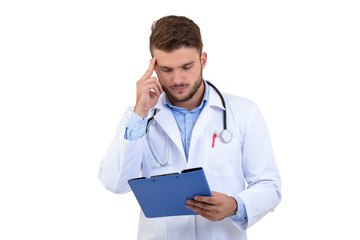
<box><xmin>205</xmin><ymin>81</ymin><xmax>227</xmax><ymax>131</ymax></box>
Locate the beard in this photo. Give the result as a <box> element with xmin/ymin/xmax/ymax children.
<box><xmin>160</xmin><ymin>71</ymin><xmax>203</xmax><ymax>104</ymax></box>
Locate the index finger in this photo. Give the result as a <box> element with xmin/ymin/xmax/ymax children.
<box><xmin>141</xmin><ymin>58</ymin><xmax>156</xmax><ymax>81</ymax></box>
<box><xmin>193</xmin><ymin>195</ymin><xmax>215</xmax><ymax>205</ymax></box>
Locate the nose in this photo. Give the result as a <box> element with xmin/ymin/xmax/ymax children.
<box><xmin>172</xmin><ymin>69</ymin><xmax>184</xmax><ymax>85</ymax></box>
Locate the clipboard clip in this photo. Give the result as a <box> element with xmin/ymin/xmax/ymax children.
<box><xmin>150</xmin><ymin>172</ymin><xmax>179</xmax><ymax>178</ymax></box>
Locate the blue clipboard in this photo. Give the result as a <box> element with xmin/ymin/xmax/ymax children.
<box><xmin>128</xmin><ymin>167</ymin><xmax>212</xmax><ymax>218</ymax></box>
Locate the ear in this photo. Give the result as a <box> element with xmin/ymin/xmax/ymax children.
<box><xmin>201</xmin><ymin>52</ymin><xmax>207</xmax><ymax>70</ymax></box>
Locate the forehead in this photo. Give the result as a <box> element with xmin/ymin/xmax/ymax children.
<box><xmin>153</xmin><ymin>47</ymin><xmax>200</xmax><ymax>67</ymax></box>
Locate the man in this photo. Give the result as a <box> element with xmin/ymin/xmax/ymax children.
<box><xmin>98</xmin><ymin>15</ymin><xmax>281</xmax><ymax>239</ymax></box>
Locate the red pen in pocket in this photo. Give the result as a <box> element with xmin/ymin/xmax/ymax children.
<box><xmin>212</xmin><ymin>131</ymin><xmax>217</xmax><ymax>148</ymax></box>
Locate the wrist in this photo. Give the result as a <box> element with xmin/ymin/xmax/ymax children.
<box><xmin>230</xmin><ymin>196</ymin><xmax>248</xmax><ymax>221</ymax></box>
<box><xmin>230</xmin><ymin>197</ymin><xmax>238</xmax><ymax>216</ymax></box>
<box><xmin>134</xmin><ymin>106</ymin><xmax>148</xmax><ymax>119</ymax></box>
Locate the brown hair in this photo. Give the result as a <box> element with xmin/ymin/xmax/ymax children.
<box><xmin>149</xmin><ymin>15</ymin><xmax>203</xmax><ymax>56</ymax></box>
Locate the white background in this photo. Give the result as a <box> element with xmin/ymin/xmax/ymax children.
<box><xmin>1</xmin><ymin>0</ymin><xmax>359</xmax><ymax>239</ymax></box>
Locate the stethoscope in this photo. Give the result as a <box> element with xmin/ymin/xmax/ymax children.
<box><xmin>145</xmin><ymin>80</ymin><xmax>232</xmax><ymax>166</ymax></box>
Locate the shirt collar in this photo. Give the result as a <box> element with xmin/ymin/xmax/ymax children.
<box><xmin>164</xmin><ymin>80</ymin><xmax>210</xmax><ymax>113</ymax></box>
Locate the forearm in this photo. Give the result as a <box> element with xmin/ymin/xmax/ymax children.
<box><xmin>237</xmin><ymin>103</ymin><xmax>281</xmax><ymax>228</ymax></box>
<box><xmin>98</xmin><ymin>107</ymin><xmax>144</xmax><ymax>193</ymax></box>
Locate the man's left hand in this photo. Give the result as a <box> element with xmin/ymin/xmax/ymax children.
<box><xmin>186</xmin><ymin>191</ymin><xmax>237</xmax><ymax>221</ymax></box>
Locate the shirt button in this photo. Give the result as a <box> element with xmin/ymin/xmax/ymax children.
<box><xmin>187</xmin><ymin>113</ymin><xmax>191</xmax><ymax>117</ymax></box>
<box><xmin>140</xmin><ymin>124</ymin><xmax>144</xmax><ymax>127</ymax></box>
<box><xmin>187</xmin><ymin>139</ymin><xmax>190</xmax><ymax>144</ymax></box>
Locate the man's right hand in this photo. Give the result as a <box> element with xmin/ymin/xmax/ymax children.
<box><xmin>134</xmin><ymin>58</ymin><xmax>163</xmax><ymax>119</ymax></box>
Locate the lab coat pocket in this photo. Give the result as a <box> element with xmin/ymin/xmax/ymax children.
<box><xmin>204</xmin><ymin>137</ymin><xmax>239</xmax><ymax>177</ymax></box>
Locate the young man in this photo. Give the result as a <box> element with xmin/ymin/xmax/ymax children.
<box><xmin>98</xmin><ymin>15</ymin><xmax>281</xmax><ymax>240</ymax></box>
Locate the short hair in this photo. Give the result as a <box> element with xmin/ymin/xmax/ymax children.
<box><xmin>149</xmin><ymin>15</ymin><xmax>203</xmax><ymax>56</ymax></box>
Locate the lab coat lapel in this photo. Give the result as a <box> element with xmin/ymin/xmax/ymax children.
<box><xmin>190</xmin><ymin>104</ymin><xmax>214</xmax><ymax>143</ymax></box>
<box><xmin>191</xmin><ymin>86</ymin><xmax>225</xmax><ymax>145</ymax></box>
<box><xmin>152</xmin><ymin>95</ymin><xmax>186</xmax><ymax>162</ymax></box>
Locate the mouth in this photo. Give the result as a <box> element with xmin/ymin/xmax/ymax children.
<box><xmin>171</xmin><ymin>85</ymin><xmax>188</xmax><ymax>92</ymax></box>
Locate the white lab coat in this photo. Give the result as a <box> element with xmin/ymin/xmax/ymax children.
<box><xmin>98</xmin><ymin>86</ymin><xmax>281</xmax><ymax>240</ymax></box>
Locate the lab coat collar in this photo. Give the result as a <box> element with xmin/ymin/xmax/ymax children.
<box><xmin>206</xmin><ymin>81</ymin><xmax>226</xmax><ymax>110</ymax></box>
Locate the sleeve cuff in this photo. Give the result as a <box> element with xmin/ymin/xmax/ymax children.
<box><xmin>124</xmin><ymin>112</ymin><xmax>148</xmax><ymax>141</ymax></box>
<box><xmin>230</xmin><ymin>196</ymin><xmax>248</xmax><ymax>221</ymax></box>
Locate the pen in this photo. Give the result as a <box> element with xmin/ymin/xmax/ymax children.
<box><xmin>212</xmin><ymin>131</ymin><xmax>217</xmax><ymax>148</ymax></box>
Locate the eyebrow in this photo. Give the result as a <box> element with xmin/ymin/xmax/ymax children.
<box><xmin>157</xmin><ymin>61</ymin><xmax>195</xmax><ymax>69</ymax></box>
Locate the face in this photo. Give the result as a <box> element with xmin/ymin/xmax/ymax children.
<box><xmin>153</xmin><ymin>47</ymin><xmax>207</xmax><ymax>110</ymax></box>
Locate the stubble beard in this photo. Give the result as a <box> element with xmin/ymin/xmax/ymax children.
<box><xmin>161</xmin><ymin>71</ymin><xmax>203</xmax><ymax>104</ymax></box>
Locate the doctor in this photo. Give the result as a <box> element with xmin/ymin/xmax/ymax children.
<box><xmin>98</xmin><ymin>15</ymin><xmax>281</xmax><ymax>240</ymax></box>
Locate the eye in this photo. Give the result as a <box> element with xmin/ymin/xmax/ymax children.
<box><xmin>183</xmin><ymin>65</ymin><xmax>193</xmax><ymax>70</ymax></box>
<box><xmin>161</xmin><ymin>68</ymin><xmax>172</xmax><ymax>73</ymax></box>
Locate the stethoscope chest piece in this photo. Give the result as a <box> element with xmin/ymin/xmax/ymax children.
<box><xmin>221</xmin><ymin>129</ymin><xmax>232</xmax><ymax>143</ymax></box>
